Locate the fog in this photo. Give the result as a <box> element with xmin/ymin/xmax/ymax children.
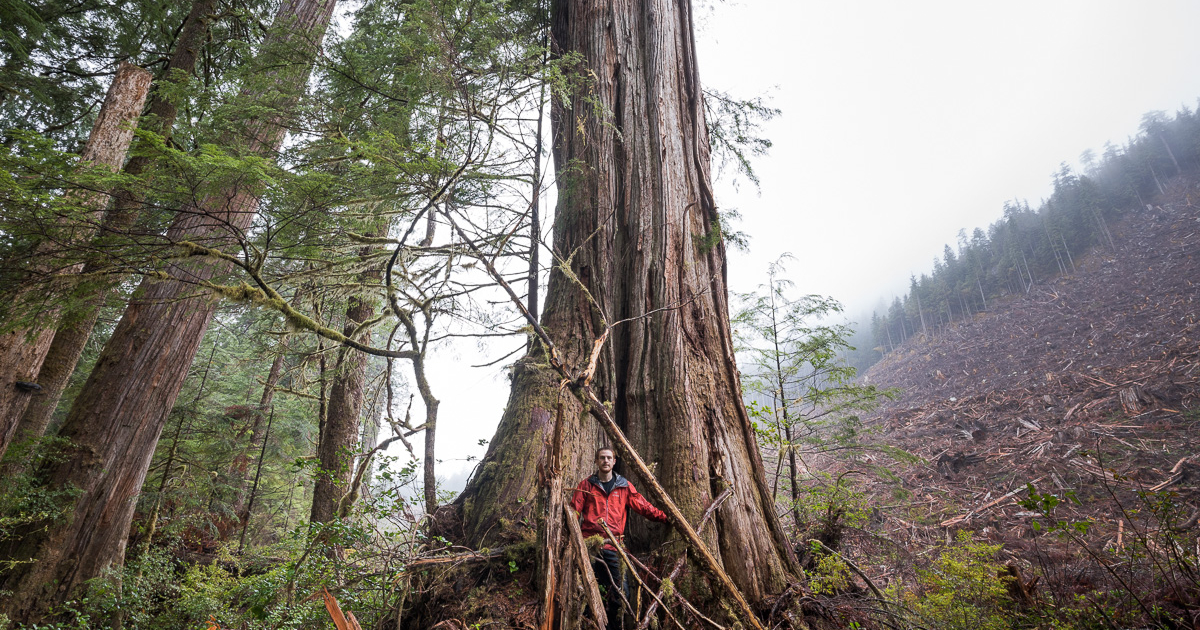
<box><xmin>702</xmin><ymin>0</ymin><xmax>1200</xmax><ymax>314</ymax></box>
<box><xmin>414</xmin><ymin>1</ymin><xmax>1200</xmax><ymax>492</ymax></box>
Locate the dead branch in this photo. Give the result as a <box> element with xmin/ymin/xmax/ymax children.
<box><xmin>446</xmin><ymin>210</ymin><xmax>769</xmax><ymax>630</ymax></box>
<box><xmin>564</xmin><ymin>503</ymin><xmax>608</xmax><ymax>630</ymax></box>
<box><xmin>637</xmin><ymin>488</ymin><xmax>733</xmax><ymax>630</ymax></box>
<box><xmin>404</xmin><ymin>548</ymin><xmax>506</xmax><ymax>569</ymax></box>
<box><xmin>940</xmin><ymin>477</ymin><xmax>1043</xmax><ymax>528</ymax></box>
<box><xmin>598</xmin><ymin>519</ymin><xmax>686</xmax><ymax>630</ymax></box>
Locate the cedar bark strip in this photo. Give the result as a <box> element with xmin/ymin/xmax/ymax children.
<box><xmin>11</xmin><ymin>0</ymin><xmax>220</xmax><ymax>449</ymax></box>
<box><xmin>537</xmin><ymin>385</ymin><xmax>569</xmax><ymax>630</ymax></box>
<box><xmin>456</xmin><ymin>0</ymin><xmax>793</xmax><ymax>609</ymax></box>
<box><xmin>0</xmin><ymin>61</ymin><xmax>151</xmax><ymax>453</ymax></box>
<box><xmin>0</xmin><ymin>0</ymin><xmax>339</xmax><ymax>620</ymax></box>
<box><xmin>564</xmin><ymin>503</ymin><xmax>609</xmax><ymax>630</ymax></box>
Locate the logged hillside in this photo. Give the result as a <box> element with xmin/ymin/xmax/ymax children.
<box><xmin>842</xmin><ymin>177</ymin><xmax>1200</xmax><ymax>603</ymax></box>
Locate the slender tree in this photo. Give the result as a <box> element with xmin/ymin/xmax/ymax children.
<box><xmin>736</xmin><ymin>257</ymin><xmax>887</xmax><ymax>531</ymax></box>
<box><xmin>0</xmin><ymin>0</ymin><xmax>339</xmax><ymax>619</ymax></box>
<box><xmin>311</xmin><ymin>271</ymin><xmax>377</xmax><ymax>524</ymax></box>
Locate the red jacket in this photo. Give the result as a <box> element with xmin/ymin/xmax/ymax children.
<box><xmin>571</xmin><ymin>473</ymin><xmax>668</xmax><ymax>543</ymax></box>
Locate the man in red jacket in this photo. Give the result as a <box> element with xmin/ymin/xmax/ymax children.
<box><xmin>571</xmin><ymin>447</ymin><xmax>668</xmax><ymax>628</ymax></box>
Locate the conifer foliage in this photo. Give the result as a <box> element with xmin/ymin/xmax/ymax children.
<box><xmin>864</xmin><ymin>106</ymin><xmax>1200</xmax><ymax>366</ymax></box>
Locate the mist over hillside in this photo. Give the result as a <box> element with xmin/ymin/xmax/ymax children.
<box><xmin>805</xmin><ymin>171</ymin><xmax>1200</xmax><ymax>623</ymax></box>
<box><xmin>843</xmin><ymin>105</ymin><xmax>1200</xmax><ymax>379</ymax></box>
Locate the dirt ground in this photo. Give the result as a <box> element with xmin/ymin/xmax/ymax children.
<box><xmin>836</xmin><ymin>177</ymin><xmax>1200</xmax><ymax>587</ymax></box>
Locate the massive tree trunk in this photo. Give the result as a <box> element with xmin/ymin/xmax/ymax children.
<box><xmin>9</xmin><ymin>0</ymin><xmax>219</xmax><ymax>451</ymax></box>
<box><xmin>0</xmin><ymin>61</ymin><xmax>151</xmax><ymax>455</ymax></box>
<box><xmin>454</xmin><ymin>0</ymin><xmax>793</xmax><ymax>609</ymax></box>
<box><xmin>0</xmin><ymin>0</ymin><xmax>338</xmax><ymax>620</ymax></box>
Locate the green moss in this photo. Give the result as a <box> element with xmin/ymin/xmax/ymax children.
<box><xmin>503</xmin><ymin>540</ymin><xmax>537</xmax><ymax>565</ymax></box>
<box><xmin>583</xmin><ymin>534</ymin><xmax>605</xmax><ymax>556</ymax></box>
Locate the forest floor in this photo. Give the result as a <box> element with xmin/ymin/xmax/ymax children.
<box><xmin>836</xmin><ymin>177</ymin><xmax>1200</xmax><ymax>597</ymax></box>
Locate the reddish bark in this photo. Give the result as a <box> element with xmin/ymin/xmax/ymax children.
<box><xmin>0</xmin><ymin>0</ymin><xmax>339</xmax><ymax>620</ymax></box>
<box><xmin>311</xmin><ymin>297</ymin><xmax>374</xmax><ymax>524</ymax></box>
<box><xmin>0</xmin><ymin>61</ymin><xmax>151</xmax><ymax>455</ymax></box>
<box><xmin>455</xmin><ymin>0</ymin><xmax>793</xmax><ymax>609</ymax></box>
<box><xmin>11</xmin><ymin>0</ymin><xmax>220</xmax><ymax>452</ymax></box>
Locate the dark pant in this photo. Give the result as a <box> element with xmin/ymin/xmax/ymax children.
<box><xmin>592</xmin><ymin>548</ymin><xmax>626</xmax><ymax>630</ymax></box>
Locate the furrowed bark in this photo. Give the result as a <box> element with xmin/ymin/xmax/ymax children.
<box><xmin>11</xmin><ymin>0</ymin><xmax>220</xmax><ymax>451</ymax></box>
<box><xmin>0</xmin><ymin>61</ymin><xmax>151</xmax><ymax>455</ymax></box>
<box><xmin>454</xmin><ymin>0</ymin><xmax>793</xmax><ymax>614</ymax></box>
<box><xmin>637</xmin><ymin>488</ymin><xmax>731</xmax><ymax>630</ymax></box>
<box><xmin>0</xmin><ymin>0</ymin><xmax>339</xmax><ymax>620</ymax></box>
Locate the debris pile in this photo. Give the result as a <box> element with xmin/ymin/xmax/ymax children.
<box><xmin>847</xmin><ymin>180</ymin><xmax>1200</xmax><ymax>563</ymax></box>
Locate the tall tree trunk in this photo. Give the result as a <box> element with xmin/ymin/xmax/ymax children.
<box><xmin>10</xmin><ymin>0</ymin><xmax>219</xmax><ymax>451</ymax></box>
<box><xmin>0</xmin><ymin>61</ymin><xmax>151</xmax><ymax>454</ymax></box>
<box><xmin>527</xmin><ymin>52</ymin><xmax>547</xmax><ymax>332</ymax></box>
<box><xmin>453</xmin><ymin>0</ymin><xmax>793</xmax><ymax>607</ymax></box>
<box><xmin>1059</xmin><ymin>233</ymin><xmax>1076</xmax><ymax>274</ymax></box>
<box><xmin>783</xmin><ymin>423</ymin><xmax>802</xmax><ymax>529</ymax></box>
<box><xmin>311</xmin><ymin>295</ymin><xmax>374</xmax><ymax>524</ymax></box>
<box><xmin>396</xmin><ymin>312</ymin><xmax>439</xmax><ymax>518</ymax></box>
<box><xmin>1150</xmin><ymin>162</ymin><xmax>1166</xmax><ymax>196</ymax></box>
<box><xmin>915</xmin><ymin>290</ymin><xmax>928</xmax><ymax>337</ymax></box>
<box><xmin>0</xmin><ymin>0</ymin><xmax>338</xmax><ymax>620</ymax></box>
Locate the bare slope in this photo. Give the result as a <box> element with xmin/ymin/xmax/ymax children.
<box><xmin>852</xmin><ymin>178</ymin><xmax>1200</xmax><ymax>565</ymax></box>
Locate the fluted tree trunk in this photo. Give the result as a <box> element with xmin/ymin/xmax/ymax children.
<box><xmin>454</xmin><ymin>0</ymin><xmax>794</xmax><ymax>611</ymax></box>
<box><xmin>9</xmin><ymin>0</ymin><xmax>220</xmax><ymax>452</ymax></box>
<box><xmin>0</xmin><ymin>0</ymin><xmax>338</xmax><ymax>620</ymax></box>
<box><xmin>0</xmin><ymin>61</ymin><xmax>151</xmax><ymax>454</ymax></box>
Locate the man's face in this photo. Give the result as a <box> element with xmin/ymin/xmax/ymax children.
<box><xmin>596</xmin><ymin>450</ymin><xmax>615</xmax><ymax>473</ymax></box>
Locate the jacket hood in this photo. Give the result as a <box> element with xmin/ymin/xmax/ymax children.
<box><xmin>587</xmin><ymin>472</ymin><xmax>628</xmax><ymax>493</ymax></box>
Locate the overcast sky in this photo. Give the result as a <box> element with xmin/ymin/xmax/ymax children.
<box><xmin>702</xmin><ymin>0</ymin><xmax>1200</xmax><ymax>316</ymax></box>
<box><xmin>418</xmin><ymin>1</ymin><xmax>1200</xmax><ymax>490</ymax></box>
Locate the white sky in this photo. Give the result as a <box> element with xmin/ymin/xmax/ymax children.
<box><xmin>411</xmin><ymin>1</ymin><xmax>1200</xmax><ymax>491</ymax></box>
<box><xmin>703</xmin><ymin>0</ymin><xmax>1200</xmax><ymax>313</ymax></box>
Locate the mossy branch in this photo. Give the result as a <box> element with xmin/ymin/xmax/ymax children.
<box><xmin>173</xmin><ymin>241</ymin><xmax>417</xmax><ymax>360</ymax></box>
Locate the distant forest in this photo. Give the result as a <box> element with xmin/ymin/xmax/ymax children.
<box><xmin>845</xmin><ymin>105</ymin><xmax>1200</xmax><ymax>373</ymax></box>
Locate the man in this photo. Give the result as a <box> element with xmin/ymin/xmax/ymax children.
<box><xmin>571</xmin><ymin>447</ymin><xmax>669</xmax><ymax>628</ymax></box>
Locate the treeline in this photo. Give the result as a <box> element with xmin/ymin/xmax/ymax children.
<box><xmin>0</xmin><ymin>0</ymin><xmax>789</xmax><ymax>624</ymax></box>
<box><xmin>0</xmin><ymin>0</ymin><xmax>552</xmax><ymax>624</ymax></box>
<box><xmin>858</xmin><ymin>105</ymin><xmax>1200</xmax><ymax>367</ymax></box>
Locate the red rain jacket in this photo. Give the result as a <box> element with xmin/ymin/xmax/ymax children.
<box><xmin>571</xmin><ymin>473</ymin><xmax>667</xmax><ymax>545</ymax></box>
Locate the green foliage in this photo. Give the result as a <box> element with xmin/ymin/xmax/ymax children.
<box><xmin>736</xmin><ymin>255</ymin><xmax>896</xmax><ymax>522</ymax></box>
<box><xmin>893</xmin><ymin>532</ymin><xmax>1013</xmax><ymax>630</ymax></box>
<box><xmin>704</xmin><ymin>87</ymin><xmax>779</xmax><ymax>190</ymax></box>
<box><xmin>862</xmin><ymin>102</ymin><xmax>1200</xmax><ymax>369</ymax></box>
<box><xmin>0</xmin><ymin>0</ymin><xmax>801</xmax><ymax>625</ymax></box>
<box><xmin>694</xmin><ymin>207</ymin><xmax>750</xmax><ymax>254</ymax></box>
<box><xmin>0</xmin><ymin>435</ymin><xmax>80</xmax><ymax>569</ymax></box>
<box><xmin>807</xmin><ymin>545</ymin><xmax>852</xmax><ymax>596</ymax></box>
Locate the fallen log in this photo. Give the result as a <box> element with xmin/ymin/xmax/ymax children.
<box><xmin>940</xmin><ymin>477</ymin><xmax>1043</xmax><ymax>527</ymax></box>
